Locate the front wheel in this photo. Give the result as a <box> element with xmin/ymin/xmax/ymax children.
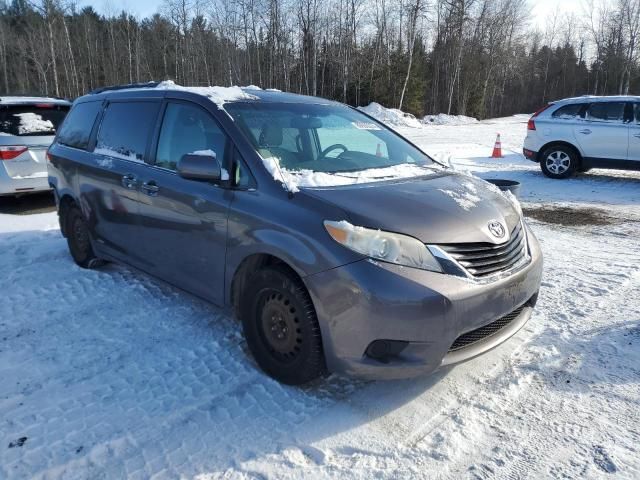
<box><xmin>240</xmin><ymin>266</ymin><xmax>326</xmax><ymax>385</ymax></box>
<box><xmin>540</xmin><ymin>146</ymin><xmax>579</xmax><ymax>179</ymax></box>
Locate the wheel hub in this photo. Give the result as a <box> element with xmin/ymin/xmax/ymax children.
<box><xmin>546</xmin><ymin>151</ymin><xmax>570</xmax><ymax>174</ymax></box>
<box><xmin>259</xmin><ymin>292</ymin><xmax>301</xmax><ymax>359</ymax></box>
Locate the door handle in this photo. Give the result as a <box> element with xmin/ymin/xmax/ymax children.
<box><xmin>141</xmin><ymin>181</ymin><xmax>159</xmax><ymax>196</ymax></box>
<box><xmin>579</xmin><ymin>129</ymin><xmax>592</xmax><ymax>135</ymax></box>
<box><xmin>121</xmin><ymin>174</ymin><xmax>137</xmax><ymax>189</ymax></box>
<box><xmin>633</xmin><ymin>133</ymin><xmax>640</xmax><ymax>138</ymax></box>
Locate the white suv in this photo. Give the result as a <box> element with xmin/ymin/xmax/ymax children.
<box><xmin>0</xmin><ymin>96</ymin><xmax>70</xmax><ymax>195</ymax></box>
<box><xmin>523</xmin><ymin>96</ymin><xmax>640</xmax><ymax>179</ymax></box>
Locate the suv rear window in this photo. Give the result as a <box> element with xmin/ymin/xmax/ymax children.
<box><xmin>0</xmin><ymin>104</ymin><xmax>69</xmax><ymax>136</ymax></box>
<box><xmin>551</xmin><ymin>104</ymin><xmax>585</xmax><ymax>119</ymax></box>
<box><xmin>57</xmin><ymin>101</ymin><xmax>102</xmax><ymax>150</ymax></box>
<box><xmin>95</xmin><ymin>101</ymin><xmax>160</xmax><ymax>162</ymax></box>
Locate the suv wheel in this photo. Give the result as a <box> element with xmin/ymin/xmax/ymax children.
<box><xmin>540</xmin><ymin>145</ymin><xmax>578</xmax><ymax>179</ymax></box>
<box><xmin>65</xmin><ymin>205</ymin><xmax>104</xmax><ymax>269</ymax></box>
<box><xmin>240</xmin><ymin>266</ymin><xmax>326</xmax><ymax>385</ymax></box>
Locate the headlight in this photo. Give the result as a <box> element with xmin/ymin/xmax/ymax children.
<box><xmin>324</xmin><ymin>220</ymin><xmax>442</xmax><ymax>272</ymax></box>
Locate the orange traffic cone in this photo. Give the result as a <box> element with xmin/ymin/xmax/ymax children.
<box><xmin>491</xmin><ymin>134</ymin><xmax>503</xmax><ymax>158</ymax></box>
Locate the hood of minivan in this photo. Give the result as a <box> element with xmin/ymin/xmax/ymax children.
<box><xmin>303</xmin><ymin>172</ymin><xmax>521</xmax><ymax>245</ymax></box>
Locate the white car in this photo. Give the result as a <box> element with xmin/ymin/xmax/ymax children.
<box><xmin>0</xmin><ymin>96</ymin><xmax>71</xmax><ymax>196</ymax></box>
<box><xmin>523</xmin><ymin>95</ymin><xmax>640</xmax><ymax>179</ymax></box>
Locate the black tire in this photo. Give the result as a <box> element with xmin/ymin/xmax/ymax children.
<box><xmin>64</xmin><ymin>205</ymin><xmax>104</xmax><ymax>269</ymax></box>
<box><xmin>540</xmin><ymin>145</ymin><xmax>579</xmax><ymax>179</ymax></box>
<box><xmin>240</xmin><ymin>266</ymin><xmax>325</xmax><ymax>385</ymax></box>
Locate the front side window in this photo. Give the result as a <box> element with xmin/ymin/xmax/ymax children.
<box><xmin>95</xmin><ymin>101</ymin><xmax>160</xmax><ymax>162</ymax></box>
<box><xmin>0</xmin><ymin>104</ymin><xmax>69</xmax><ymax>137</ymax></box>
<box><xmin>225</xmin><ymin>102</ymin><xmax>434</xmax><ymax>182</ymax></box>
<box><xmin>586</xmin><ymin>102</ymin><xmax>626</xmax><ymax>123</ymax></box>
<box><xmin>155</xmin><ymin>102</ymin><xmax>227</xmax><ymax>171</ymax></box>
<box><xmin>57</xmin><ymin>101</ymin><xmax>100</xmax><ymax>150</ymax></box>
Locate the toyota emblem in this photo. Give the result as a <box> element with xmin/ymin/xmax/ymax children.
<box><xmin>488</xmin><ymin>220</ymin><xmax>506</xmax><ymax>238</ymax></box>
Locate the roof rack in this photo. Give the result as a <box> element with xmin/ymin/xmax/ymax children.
<box><xmin>89</xmin><ymin>81</ymin><xmax>161</xmax><ymax>95</ymax></box>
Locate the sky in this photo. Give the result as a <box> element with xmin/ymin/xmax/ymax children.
<box><xmin>78</xmin><ymin>0</ymin><xmax>585</xmax><ymax>28</ymax></box>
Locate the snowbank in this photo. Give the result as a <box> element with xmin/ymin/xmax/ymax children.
<box><xmin>358</xmin><ymin>102</ymin><xmax>479</xmax><ymax>128</ymax></box>
<box><xmin>422</xmin><ymin>113</ymin><xmax>479</xmax><ymax>125</ymax></box>
<box><xmin>358</xmin><ymin>102</ymin><xmax>423</xmax><ymax>128</ymax></box>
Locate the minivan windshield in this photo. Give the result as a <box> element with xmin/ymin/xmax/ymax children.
<box><xmin>0</xmin><ymin>104</ymin><xmax>69</xmax><ymax>136</ymax></box>
<box><xmin>225</xmin><ymin>102</ymin><xmax>436</xmax><ymax>187</ymax></box>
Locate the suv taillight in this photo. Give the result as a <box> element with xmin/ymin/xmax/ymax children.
<box><xmin>528</xmin><ymin>104</ymin><xmax>553</xmax><ymax>131</ymax></box>
<box><xmin>0</xmin><ymin>146</ymin><xmax>28</xmax><ymax>160</ymax></box>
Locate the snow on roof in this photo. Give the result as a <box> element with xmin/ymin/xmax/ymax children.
<box><xmin>146</xmin><ymin>80</ymin><xmax>260</xmax><ymax>106</ymax></box>
<box><xmin>555</xmin><ymin>95</ymin><xmax>640</xmax><ymax>104</ymax></box>
<box><xmin>0</xmin><ymin>96</ymin><xmax>70</xmax><ymax>105</ymax></box>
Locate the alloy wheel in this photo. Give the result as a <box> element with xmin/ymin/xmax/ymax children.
<box><xmin>545</xmin><ymin>150</ymin><xmax>571</xmax><ymax>175</ymax></box>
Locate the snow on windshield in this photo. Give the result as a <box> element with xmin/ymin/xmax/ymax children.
<box><xmin>14</xmin><ymin>112</ymin><xmax>54</xmax><ymax>135</ymax></box>
<box><xmin>262</xmin><ymin>156</ymin><xmax>438</xmax><ymax>193</ymax></box>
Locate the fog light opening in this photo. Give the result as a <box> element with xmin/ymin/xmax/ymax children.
<box><xmin>365</xmin><ymin>340</ymin><xmax>409</xmax><ymax>364</ymax></box>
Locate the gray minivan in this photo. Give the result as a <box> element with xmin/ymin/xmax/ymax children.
<box><xmin>48</xmin><ymin>82</ymin><xmax>543</xmax><ymax>385</ymax></box>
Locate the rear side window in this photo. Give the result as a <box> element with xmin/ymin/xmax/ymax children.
<box><xmin>551</xmin><ymin>104</ymin><xmax>585</xmax><ymax>120</ymax></box>
<box><xmin>57</xmin><ymin>101</ymin><xmax>101</xmax><ymax>149</ymax></box>
<box><xmin>586</xmin><ymin>102</ymin><xmax>626</xmax><ymax>122</ymax></box>
<box><xmin>96</xmin><ymin>101</ymin><xmax>160</xmax><ymax>162</ymax></box>
<box><xmin>0</xmin><ymin>104</ymin><xmax>69</xmax><ymax>136</ymax></box>
<box><xmin>155</xmin><ymin>102</ymin><xmax>227</xmax><ymax>171</ymax></box>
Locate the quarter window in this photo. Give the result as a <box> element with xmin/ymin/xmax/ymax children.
<box><xmin>95</xmin><ymin>101</ymin><xmax>160</xmax><ymax>162</ymax></box>
<box><xmin>155</xmin><ymin>102</ymin><xmax>227</xmax><ymax>171</ymax></box>
<box><xmin>586</xmin><ymin>102</ymin><xmax>626</xmax><ymax>123</ymax></box>
<box><xmin>551</xmin><ymin>104</ymin><xmax>585</xmax><ymax>120</ymax></box>
<box><xmin>57</xmin><ymin>101</ymin><xmax>100</xmax><ymax>149</ymax></box>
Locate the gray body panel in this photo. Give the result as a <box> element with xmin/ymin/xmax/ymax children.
<box><xmin>48</xmin><ymin>86</ymin><xmax>543</xmax><ymax>379</ymax></box>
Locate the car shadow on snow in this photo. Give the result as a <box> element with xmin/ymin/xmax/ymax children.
<box><xmin>0</xmin><ymin>191</ymin><xmax>56</xmax><ymax>215</ymax></box>
<box><xmin>0</xmin><ymin>227</ymin><xmax>468</xmax><ymax>478</ymax></box>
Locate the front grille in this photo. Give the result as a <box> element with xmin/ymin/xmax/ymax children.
<box><xmin>449</xmin><ymin>304</ymin><xmax>526</xmax><ymax>352</ymax></box>
<box><xmin>439</xmin><ymin>222</ymin><xmax>527</xmax><ymax>277</ymax></box>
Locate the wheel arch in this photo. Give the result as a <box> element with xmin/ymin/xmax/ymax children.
<box><xmin>230</xmin><ymin>253</ymin><xmax>309</xmax><ymax>320</ymax></box>
<box><xmin>537</xmin><ymin>141</ymin><xmax>583</xmax><ymax>166</ymax></box>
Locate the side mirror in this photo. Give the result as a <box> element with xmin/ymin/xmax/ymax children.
<box><xmin>177</xmin><ymin>151</ymin><xmax>221</xmax><ymax>181</ymax></box>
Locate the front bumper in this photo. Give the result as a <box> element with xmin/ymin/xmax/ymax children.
<box><xmin>305</xmin><ymin>223</ymin><xmax>543</xmax><ymax>379</ymax></box>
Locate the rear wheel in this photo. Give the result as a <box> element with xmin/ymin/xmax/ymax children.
<box><xmin>540</xmin><ymin>145</ymin><xmax>579</xmax><ymax>179</ymax></box>
<box><xmin>240</xmin><ymin>266</ymin><xmax>325</xmax><ymax>385</ymax></box>
<box><xmin>64</xmin><ymin>205</ymin><xmax>104</xmax><ymax>269</ymax></box>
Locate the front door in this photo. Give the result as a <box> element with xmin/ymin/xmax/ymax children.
<box><xmin>136</xmin><ymin>100</ymin><xmax>232</xmax><ymax>305</ymax></box>
<box><xmin>573</xmin><ymin>102</ymin><xmax>629</xmax><ymax>161</ymax></box>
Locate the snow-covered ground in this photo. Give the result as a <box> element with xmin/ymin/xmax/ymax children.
<box><xmin>1</xmin><ymin>115</ymin><xmax>639</xmax><ymax>479</ymax></box>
